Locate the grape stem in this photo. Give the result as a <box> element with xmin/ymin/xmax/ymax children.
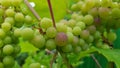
<box><xmin>59</xmin><ymin>51</ymin><xmax>73</xmax><ymax>68</ymax></box>
<box><xmin>47</xmin><ymin>0</ymin><xmax>56</xmax><ymax>28</ymax></box>
<box><xmin>91</xmin><ymin>54</ymin><xmax>102</xmax><ymax>68</ymax></box>
<box><xmin>50</xmin><ymin>51</ymin><xmax>58</xmax><ymax>68</ymax></box>
<box><xmin>24</xmin><ymin>0</ymin><xmax>41</xmax><ymax>21</ymax></box>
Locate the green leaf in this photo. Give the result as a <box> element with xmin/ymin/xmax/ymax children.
<box><xmin>28</xmin><ymin>0</ymin><xmax>68</xmax><ymax>22</ymax></box>
<box><xmin>19</xmin><ymin>38</ymin><xmax>38</xmax><ymax>52</ymax></box>
<box><xmin>78</xmin><ymin>47</ymin><xmax>97</xmax><ymax>59</ymax></box>
<box><xmin>97</xmin><ymin>49</ymin><xmax>120</xmax><ymax>68</ymax></box>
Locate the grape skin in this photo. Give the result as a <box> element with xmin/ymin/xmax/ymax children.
<box><xmin>46</xmin><ymin>27</ymin><xmax>57</xmax><ymax>38</ymax></box>
<box><xmin>3</xmin><ymin>45</ymin><xmax>14</xmax><ymax>55</ymax></box>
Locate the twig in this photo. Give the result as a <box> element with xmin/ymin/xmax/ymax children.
<box><xmin>50</xmin><ymin>51</ymin><xmax>58</xmax><ymax>68</ymax></box>
<box><xmin>91</xmin><ymin>54</ymin><xmax>102</xmax><ymax>68</ymax></box>
<box><xmin>24</xmin><ymin>0</ymin><xmax>41</xmax><ymax>21</ymax></box>
<box><xmin>47</xmin><ymin>0</ymin><xmax>56</xmax><ymax>28</ymax></box>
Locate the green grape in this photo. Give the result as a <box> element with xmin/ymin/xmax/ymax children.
<box><xmin>71</xmin><ymin>4</ymin><xmax>80</xmax><ymax>11</ymax></box>
<box><xmin>88</xmin><ymin>7</ymin><xmax>98</xmax><ymax>17</ymax></box>
<box><xmin>77</xmin><ymin>1</ymin><xmax>84</xmax><ymax>9</ymax></box>
<box><xmin>45</xmin><ymin>39</ymin><xmax>56</xmax><ymax>50</ymax></box>
<box><xmin>67</xmin><ymin>32</ymin><xmax>74</xmax><ymax>43</ymax></box>
<box><xmin>15</xmin><ymin>12</ymin><xmax>24</xmax><ymax>22</ymax></box>
<box><xmin>59</xmin><ymin>19</ymin><xmax>68</xmax><ymax>24</ymax></box>
<box><xmin>94</xmin><ymin>31</ymin><xmax>101</xmax><ymax>39</ymax></box>
<box><xmin>72</xmin><ymin>26</ymin><xmax>81</xmax><ymax>36</ymax></box>
<box><xmin>5</xmin><ymin>8</ymin><xmax>15</xmax><ymax>17</ymax></box>
<box><xmin>1</xmin><ymin>22</ymin><xmax>11</xmax><ymax>32</ymax></box>
<box><xmin>11</xmin><ymin>35</ymin><xmax>19</xmax><ymax>44</ymax></box>
<box><xmin>98</xmin><ymin>7</ymin><xmax>110</xmax><ymax>19</ymax></box>
<box><xmin>111</xmin><ymin>8</ymin><xmax>120</xmax><ymax>18</ymax></box>
<box><xmin>0</xmin><ymin>62</ymin><xmax>4</xmax><ymax>68</ymax></box>
<box><xmin>80</xmin><ymin>30</ymin><xmax>90</xmax><ymax>40</ymax></box>
<box><xmin>85</xmin><ymin>0</ymin><xmax>95</xmax><ymax>9</ymax></box>
<box><xmin>13</xmin><ymin>45</ymin><xmax>21</xmax><ymax>54</ymax></box>
<box><xmin>81</xmin><ymin>4</ymin><xmax>90</xmax><ymax>14</ymax></box>
<box><xmin>87</xmin><ymin>25</ymin><xmax>96</xmax><ymax>34</ymax></box>
<box><xmin>24</xmin><ymin>15</ymin><xmax>33</xmax><ymax>25</ymax></box>
<box><xmin>100</xmin><ymin>0</ymin><xmax>112</xmax><ymax>7</ymax></box>
<box><xmin>30</xmin><ymin>35</ymin><xmax>45</xmax><ymax>48</ymax></box>
<box><xmin>81</xmin><ymin>43</ymin><xmax>89</xmax><ymax>50</ymax></box>
<box><xmin>0</xmin><ymin>29</ymin><xmax>6</xmax><ymax>39</ymax></box>
<box><xmin>29</xmin><ymin>63</ymin><xmax>41</xmax><ymax>68</ymax></box>
<box><xmin>56</xmin><ymin>23</ymin><xmax>67</xmax><ymax>33</ymax></box>
<box><xmin>67</xmin><ymin>27</ymin><xmax>72</xmax><ymax>32</ymax></box>
<box><xmin>21</xmin><ymin>28</ymin><xmax>34</xmax><ymax>40</ymax></box>
<box><xmin>3</xmin><ymin>56</ymin><xmax>15</xmax><ymax>67</ymax></box>
<box><xmin>0</xmin><ymin>8</ymin><xmax>4</xmax><ymax>16</ymax></box>
<box><xmin>4</xmin><ymin>17</ymin><xmax>15</xmax><ymax>25</ymax></box>
<box><xmin>46</xmin><ymin>27</ymin><xmax>57</xmax><ymax>38</ymax></box>
<box><xmin>13</xmin><ymin>28</ymin><xmax>21</xmax><ymax>37</ymax></box>
<box><xmin>55</xmin><ymin>32</ymin><xmax>68</xmax><ymax>46</ymax></box>
<box><xmin>1</xmin><ymin>0</ymin><xmax>11</xmax><ymax>7</ymax></box>
<box><xmin>61</xmin><ymin>44</ymin><xmax>73</xmax><ymax>53</ymax></box>
<box><xmin>101</xmin><ymin>43</ymin><xmax>110</xmax><ymax>49</ymax></box>
<box><xmin>96</xmin><ymin>41</ymin><xmax>103</xmax><ymax>48</ymax></box>
<box><xmin>83</xmin><ymin>14</ymin><xmax>94</xmax><ymax>25</ymax></box>
<box><xmin>73</xmin><ymin>46</ymin><xmax>81</xmax><ymax>53</ymax></box>
<box><xmin>3</xmin><ymin>45</ymin><xmax>14</xmax><ymax>55</ymax></box>
<box><xmin>11</xmin><ymin>0</ymin><xmax>22</xmax><ymax>7</ymax></box>
<box><xmin>86</xmin><ymin>35</ymin><xmax>94</xmax><ymax>43</ymax></box>
<box><xmin>3</xmin><ymin>36</ymin><xmax>12</xmax><ymax>44</ymax></box>
<box><xmin>76</xmin><ymin>15</ymin><xmax>84</xmax><ymax>22</ymax></box>
<box><xmin>107</xmin><ymin>32</ymin><xmax>117</xmax><ymax>42</ymax></box>
<box><xmin>0</xmin><ymin>40</ymin><xmax>3</xmax><ymax>48</ymax></box>
<box><xmin>21</xmin><ymin>7</ymin><xmax>29</xmax><ymax>15</ymax></box>
<box><xmin>40</xmin><ymin>17</ymin><xmax>53</xmax><ymax>29</ymax></box>
<box><xmin>67</xmin><ymin>19</ymin><xmax>76</xmax><ymax>28</ymax></box>
<box><xmin>71</xmin><ymin>12</ymin><xmax>79</xmax><ymax>20</ymax></box>
<box><xmin>72</xmin><ymin>36</ymin><xmax>79</xmax><ymax>46</ymax></box>
<box><xmin>79</xmin><ymin>39</ymin><xmax>86</xmax><ymax>46</ymax></box>
<box><xmin>76</xmin><ymin>22</ymin><xmax>86</xmax><ymax>30</ymax></box>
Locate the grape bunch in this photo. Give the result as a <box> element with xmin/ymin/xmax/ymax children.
<box><xmin>0</xmin><ymin>0</ymin><xmax>119</xmax><ymax>68</ymax></box>
<box><xmin>29</xmin><ymin>0</ymin><xmax>118</xmax><ymax>54</ymax></box>
<box><xmin>0</xmin><ymin>0</ymin><xmax>34</xmax><ymax>68</ymax></box>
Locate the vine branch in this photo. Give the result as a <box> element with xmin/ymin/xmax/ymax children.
<box><xmin>91</xmin><ymin>54</ymin><xmax>102</xmax><ymax>68</ymax></box>
<box><xmin>47</xmin><ymin>0</ymin><xmax>56</xmax><ymax>28</ymax></box>
<box><xmin>24</xmin><ymin>0</ymin><xmax>41</xmax><ymax>21</ymax></box>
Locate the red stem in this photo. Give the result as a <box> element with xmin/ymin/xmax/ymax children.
<box><xmin>47</xmin><ymin>0</ymin><xmax>56</xmax><ymax>28</ymax></box>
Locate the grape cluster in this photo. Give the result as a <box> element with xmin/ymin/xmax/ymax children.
<box><xmin>0</xmin><ymin>0</ymin><xmax>33</xmax><ymax>68</ymax></box>
<box><xmin>0</xmin><ymin>0</ymin><xmax>119</xmax><ymax>67</ymax></box>
<box><xmin>29</xmin><ymin>0</ymin><xmax>118</xmax><ymax>54</ymax></box>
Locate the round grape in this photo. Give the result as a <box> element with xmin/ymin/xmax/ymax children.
<box><xmin>21</xmin><ymin>28</ymin><xmax>34</xmax><ymax>40</ymax></box>
<box><xmin>3</xmin><ymin>56</ymin><xmax>15</xmax><ymax>67</ymax></box>
<box><xmin>45</xmin><ymin>39</ymin><xmax>56</xmax><ymax>50</ymax></box>
<box><xmin>55</xmin><ymin>32</ymin><xmax>68</xmax><ymax>46</ymax></box>
<box><xmin>1</xmin><ymin>22</ymin><xmax>11</xmax><ymax>32</ymax></box>
<box><xmin>46</xmin><ymin>27</ymin><xmax>57</xmax><ymax>38</ymax></box>
<box><xmin>40</xmin><ymin>17</ymin><xmax>53</xmax><ymax>29</ymax></box>
<box><xmin>3</xmin><ymin>45</ymin><xmax>14</xmax><ymax>55</ymax></box>
<box><xmin>30</xmin><ymin>35</ymin><xmax>45</xmax><ymax>48</ymax></box>
<box><xmin>5</xmin><ymin>8</ymin><xmax>15</xmax><ymax>17</ymax></box>
<box><xmin>29</xmin><ymin>62</ymin><xmax>41</xmax><ymax>68</ymax></box>
<box><xmin>72</xmin><ymin>26</ymin><xmax>81</xmax><ymax>36</ymax></box>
